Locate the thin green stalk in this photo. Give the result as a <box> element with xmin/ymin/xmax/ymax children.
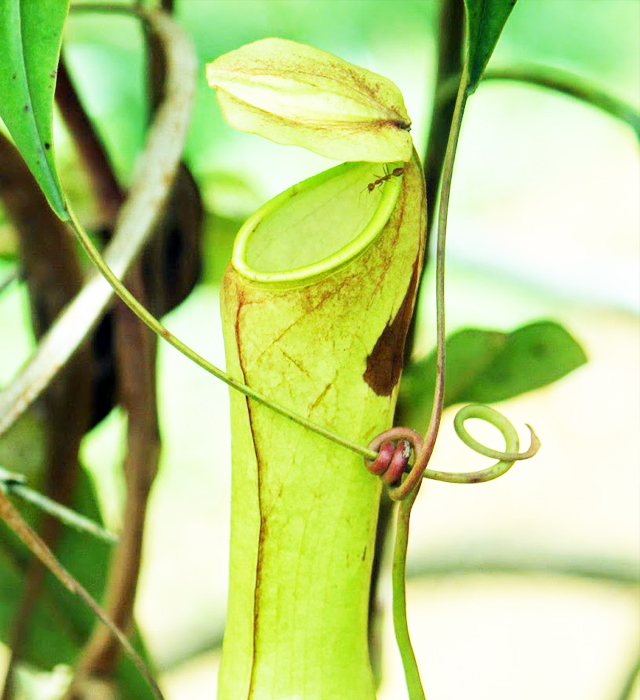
<box><xmin>392</xmin><ymin>487</ymin><xmax>425</xmax><ymax>700</ymax></box>
<box><xmin>614</xmin><ymin>650</ymin><xmax>640</xmax><ymax>700</ymax></box>
<box><xmin>387</xmin><ymin>34</ymin><xmax>540</xmax><ymax>700</ymax></box>
<box><xmin>65</xmin><ymin>208</ymin><xmax>379</xmax><ymax>462</ymax></box>
<box><xmin>69</xmin><ymin>3</ymin><xmax>539</xmax><ymax>486</ymax></box>
<box><xmin>423</xmin><ymin>0</ymin><xmax>466</xmax><ymax>242</ymax></box>
<box><xmin>69</xmin><ymin>201</ymin><xmax>540</xmax><ymax>483</ymax></box>
<box><xmin>379</xmin><ymin>1</ymin><xmax>462</xmax><ymax>681</ymax></box>
<box><xmin>388</xmin><ymin>51</ymin><xmax>472</xmax><ymax>700</ymax></box>
<box><xmin>437</xmin><ymin>65</ymin><xmax>640</xmax><ymax>138</ymax></box>
<box><xmin>406</xmin><ymin>550</ymin><xmax>640</xmax><ymax>586</ymax></box>
<box><xmin>389</xmin><ymin>60</ymin><xmax>470</xmax><ymax>502</ymax></box>
<box><xmin>402</xmin><ymin>0</ymin><xmax>464</xmax><ymax>367</ymax></box>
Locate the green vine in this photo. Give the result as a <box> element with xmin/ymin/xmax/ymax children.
<box><xmin>393</xmin><ymin>487</ymin><xmax>425</xmax><ymax>700</ymax></box>
<box><xmin>615</xmin><ymin>649</ymin><xmax>640</xmax><ymax>700</ymax></box>
<box><xmin>437</xmin><ymin>64</ymin><xmax>640</xmax><ymax>139</ymax></box>
<box><xmin>59</xmin><ymin>4</ymin><xmax>538</xmax><ymax>490</ymax></box>
<box><xmin>65</xmin><ymin>134</ymin><xmax>538</xmax><ymax>700</ymax></box>
<box><xmin>66</xmin><ymin>202</ymin><xmax>539</xmax><ymax>485</ymax></box>
<box><xmin>65</xmin><ymin>207</ymin><xmax>379</xmax><ymax>462</ymax></box>
<box><xmin>363</xmin><ymin>41</ymin><xmax>541</xmax><ymax>696</ymax></box>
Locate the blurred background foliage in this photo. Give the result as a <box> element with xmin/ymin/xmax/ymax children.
<box><xmin>0</xmin><ymin>1</ymin><xmax>638</xmax><ymax>699</ymax></box>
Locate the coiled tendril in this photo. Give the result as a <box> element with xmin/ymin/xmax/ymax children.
<box><xmin>366</xmin><ymin>403</ymin><xmax>540</xmax><ymax>501</ymax></box>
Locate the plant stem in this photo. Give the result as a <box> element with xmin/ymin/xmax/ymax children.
<box><xmin>423</xmin><ymin>0</ymin><xmax>466</xmax><ymax>236</ymax></box>
<box><xmin>392</xmin><ymin>488</ymin><xmax>425</xmax><ymax>700</ymax></box>
<box><xmin>65</xmin><ymin>206</ymin><xmax>380</xmax><ymax>460</ymax></box>
<box><xmin>437</xmin><ymin>65</ymin><xmax>640</xmax><ymax>138</ymax></box>
<box><xmin>389</xmin><ymin>60</ymin><xmax>470</xmax><ymax>501</ymax></box>
<box><xmin>401</xmin><ymin>0</ymin><xmax>464</xmax><ymax>369</ymax></box>
<box><xmin>614</xmin><ymin>650</ymin><xmax>640</xmax><ymax>700</ymax></box>
<box><xmin>406</xmin><ymin>550</ymin><xmax>640</xmax><ymax>586</ymax></box>
<box><xmin>375</xmin><ymin>0</ymin><xmax>464</xmax><ymax>679</ymax></box>
<box><xmin>388</xmin><ymin>48</ymin><xmax>471</xmax><ymax>700</ymax></box>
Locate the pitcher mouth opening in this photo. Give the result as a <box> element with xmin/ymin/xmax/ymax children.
<box><xmin>232</xmin><ymin>160</ymin><xmax>404</xmax><ymax>288</ymax></box>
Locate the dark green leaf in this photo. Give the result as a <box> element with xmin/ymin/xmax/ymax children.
<box><xmin>464</xmin><ymin>0</ymin><xmax>518</xmax><ymax>93</ymax></box>
<box><xmin>0</xmin><ymin>0</ymin><xmax>70</xmax><ymax>219</ymax></box>
<box><xmin>398</xmin><ymin>320</ymin><xmax>587</xmax><ymax>432</ymax></box>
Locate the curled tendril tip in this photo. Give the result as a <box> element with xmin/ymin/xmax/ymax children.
<box><xmin>366</xmin><ymin>403</ymin><xmax>540</xmax><ymax>501</ymax></box>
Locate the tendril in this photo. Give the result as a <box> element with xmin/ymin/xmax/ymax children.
<box><xmin>366</xmin><ymin>404</ymin><xmax>540</xmax><ymax>500</ymax></box>
<box><xmin>368</xmin><ymin>427</ymin><xmax>423</xmax><ymax>485</ymax></box>
<box><xmin>454</xmin><ymin>404</ymin><xmax>541</xmax><ymax>462</ymax></box>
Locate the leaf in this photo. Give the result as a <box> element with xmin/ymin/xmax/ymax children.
<box><xmin>464</xmin><ymin>0</ymin><xmax>518</xmax><ymax>93</ymax></box>
<box><xmin>398</xmin><ymin>320</ymin><xmax>587</xmax><ymax>431</ymax></box>
<box><xmin>206</xmin><ymin>38</ymin><xmax>413</xmax><ymax>162</ymax></box>
<box><xmin>0</xmin><ymin>0</ymin><xmax>70</xmax><ymax>219</ymax></box>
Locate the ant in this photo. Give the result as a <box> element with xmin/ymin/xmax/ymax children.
<box><xmin>366</xmin><ymin>165</ymin><xmax>404</xmax><ymax>193</ymax></box>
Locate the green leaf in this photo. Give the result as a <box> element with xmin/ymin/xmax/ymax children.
<box><xmin>464</xmin><ymin>0</ymin><xmax>518</xmax><ymax>93</ymax></box>
<box><xmin>0</xmin><ymin>0</ymin><xmax>70</xmax><ymax>219</ymax></box>
<box><xmin>398</xmin><ymin>321</ymin><xmax>587</xmax><ymax>431</ymax></box>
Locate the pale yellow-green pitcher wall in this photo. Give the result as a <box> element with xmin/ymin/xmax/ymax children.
<box><xmin>219</xmin><ymin>154</ymin><xmax>425</xmax><ymax>700</ymax></box>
